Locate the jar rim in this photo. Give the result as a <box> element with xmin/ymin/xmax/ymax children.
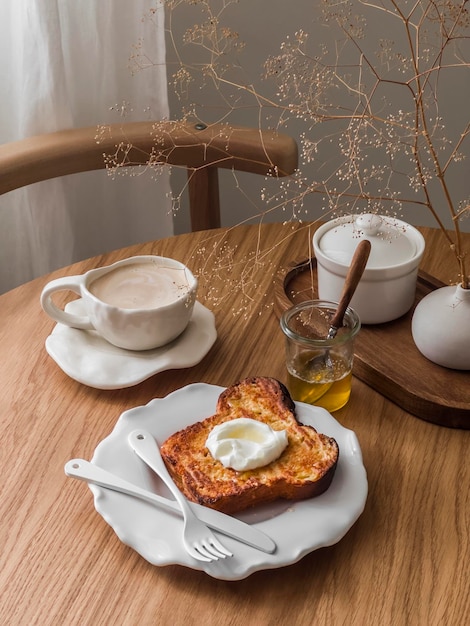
<box><xmin>280</xmin><ymin>300</ymin><xmax>361</xmax><ymax>346</ymax></box>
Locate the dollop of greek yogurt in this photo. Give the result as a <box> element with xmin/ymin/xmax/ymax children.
<box><xmin>206</xmin><ymin>417</ymin><xmax>288</xmax><ymax>471</ymax></box>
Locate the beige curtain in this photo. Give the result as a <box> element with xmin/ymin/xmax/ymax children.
<box><xmin>0</xmin><ymin>0</ymin><xmax>172</xmax><ymax>294</ymax></box>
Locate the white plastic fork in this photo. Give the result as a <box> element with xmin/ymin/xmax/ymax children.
<box><xmin>128</xmin><ymin>429</ymin><xmax>233</xmax><ymax>563</ymax></box>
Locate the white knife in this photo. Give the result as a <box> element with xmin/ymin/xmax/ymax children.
<box><xmin>65</xmin><ymin>458</ymin><xmax>276</xmax><ymax>554</ymax></box>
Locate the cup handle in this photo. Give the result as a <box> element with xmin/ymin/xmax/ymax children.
<box><xmin>40</xmin><ymin>276</ymin><xmax>95</xmax><ymax>330</ymax></box>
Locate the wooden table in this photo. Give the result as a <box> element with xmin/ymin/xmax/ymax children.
<box><xmin>1</xmin><ymin>223</ymin><xmax>469</xmax><ymax>625</ymax></box>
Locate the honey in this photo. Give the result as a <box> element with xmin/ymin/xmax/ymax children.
<box><xmin>286</xmin><ymin>352</ymin><xmax>352</xmax><ymax>412</ymax></box>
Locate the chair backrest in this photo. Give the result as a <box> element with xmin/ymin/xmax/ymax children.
<box><xmin>0</xmin><ymin>121</ymin><xmax>298</xmax><ymax>231</ymax></box>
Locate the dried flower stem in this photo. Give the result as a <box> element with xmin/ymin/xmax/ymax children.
<box><xmin>108</xmin><ymin>1</ymin><xmax>470</xmax><ymax>300</ymax></box>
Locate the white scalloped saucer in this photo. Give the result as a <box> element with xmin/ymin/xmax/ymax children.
<box><xmin>45</xmin><ymin>299</ymin><xmax>216</xmax><ymax>389</ymax></box>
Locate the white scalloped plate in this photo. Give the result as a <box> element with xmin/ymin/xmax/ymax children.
<box><xmin>45</xmin><ymin>300</ymin><xmax>216</xmax><ymax>389</ymax></box>
<box><xmin>87</xmin><ymin>383</ymin><xmax>368</xmax><ymax>580</ymax></box>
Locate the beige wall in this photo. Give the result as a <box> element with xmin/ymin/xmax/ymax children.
<box><xmin>166</xmin><ymin>1</ymin><xmax>470</xmax><ymax>234</ymax></box>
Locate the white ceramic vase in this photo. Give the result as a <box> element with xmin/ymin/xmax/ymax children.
<box><xmin>411</xmin><ymin>284</ymin><xmax>470</xmax><ymax>370</ymax></box>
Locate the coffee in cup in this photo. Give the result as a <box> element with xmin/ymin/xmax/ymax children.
<box><xmin>40</xmin><ymin>256</ymin><xmax>198</xmax><ymax>351</ymax></box>
<box><xmin>89</xmin><ymin>261</ymin><xmax>191</xmax><ymax>310</ymax></box>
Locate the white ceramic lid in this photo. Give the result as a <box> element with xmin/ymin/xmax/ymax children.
<box><xmin>317</xmin><ymin>214</ymin><xmax>418</xmax><ymax>267</ymax></box>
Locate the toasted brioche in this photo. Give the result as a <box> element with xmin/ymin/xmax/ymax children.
<box><xmin>160</xmin><ymin>377</ymin><xmax>339</xmax><ymax>514</ymax></box>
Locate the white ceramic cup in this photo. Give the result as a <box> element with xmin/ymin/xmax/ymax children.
<box><xmin>313</xmin><ymin>214</ymin><xmax>425</xmax><ymax>324</ymax></box>
<box><xmin>40</xmin><ymin>255</ymin><xmax>198</xmax><ymax>350</ymax></box>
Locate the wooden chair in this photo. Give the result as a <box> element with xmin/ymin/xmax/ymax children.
<box><xmin>0</xmin><ymin>120</ymin><xmax>298</xmax><ymax>232</ymax></box>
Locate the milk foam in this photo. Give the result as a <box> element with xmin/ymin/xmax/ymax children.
<box><xmin>89</xmin><ymin>262</ymin><xmax>190</xmax><ymax>309</ymax></box>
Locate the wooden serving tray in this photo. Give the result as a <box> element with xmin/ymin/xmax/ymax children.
<box><xmin>274</xmin><ymin>258</ymin><xmax>470</xmax><ymax>429</ymax></box>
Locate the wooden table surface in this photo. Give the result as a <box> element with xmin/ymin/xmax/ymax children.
<box><xmin>1</xmin><ymin>222</ymin><xmax>469</xmax><ymax>626</ymax></box>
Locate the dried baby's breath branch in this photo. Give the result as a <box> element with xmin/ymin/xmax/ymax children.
<box><xmin>103</xmin><ymin>0</ymin><xmax>470</xmax><ymax>307</ymax></box>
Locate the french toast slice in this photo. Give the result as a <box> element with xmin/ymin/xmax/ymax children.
<box><xmin>160</xmin><ymin>377</ymin><xmax>339</xmax><ymax>514</ymax></box>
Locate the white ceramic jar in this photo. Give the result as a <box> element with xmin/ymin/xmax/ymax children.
<box><xmin>313</xmin><ymin>214</ymin><xmax>425</xmax><ymax>324</ymax></box>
